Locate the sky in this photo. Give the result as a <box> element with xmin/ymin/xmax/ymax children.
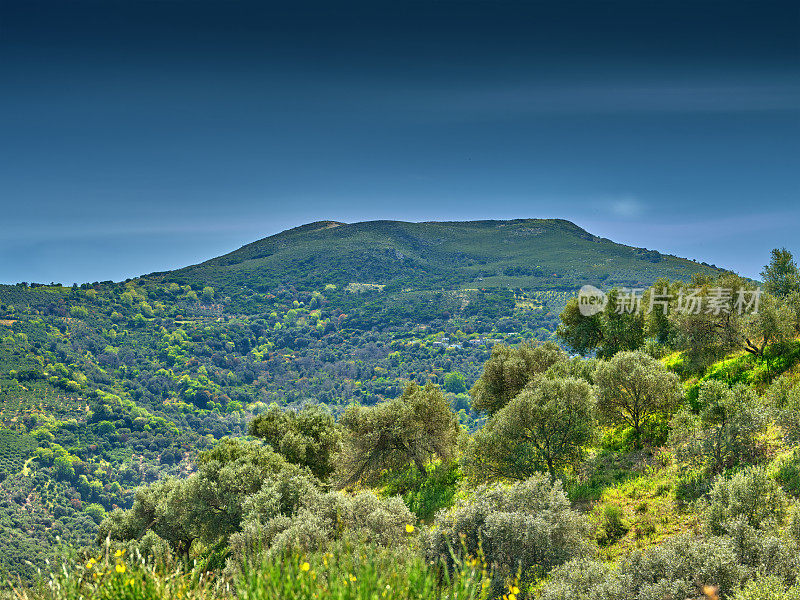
<box><xmin>1</xmin><ymin>0</ymin><xmax>798</xmax><ymax>284</ymax></box>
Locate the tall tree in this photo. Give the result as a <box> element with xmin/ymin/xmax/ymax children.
<box><xmin>669</xmin><ymin>381</ymin><xmax>765</xmax><ymax>472</ymax></box>
<box><xmin>338</xmin><ymin>383</ymin><xmax>460</xmax><ymax>487</ymax></box>
<box><xmin>600</xmin><ymin>289</ymin><xmax>646</xmax><ymax>358</ymax></box>
<box><xmin>761</xmin><ymin>248</ymin><xmax>800</xmax><ymax>299</ymax></box>
<box><xmin>464</xmin><ymin>376</ymin><xmax>595</xmax><ymax>483</ymax></box>
<box><xmin>557</xmin><ymin>289</ymin><xmax>645</xmax><ymax>358</ymax></box>
<box><xmin>669</xmin><ymin>273</ymin><xmax>753</xmax><ymax>370</ymax></box>
<box><xmin>594</xmin><ymin>351</ymin><xmax>681</xmax><ymax>448</ymax></box>
<box><xmin>643</xmin><ymin>277</ymin><xmax>675</xmax><ymax>345</ymax></box>
<box><xmin>470</xmin><ymin>342</ymin><xmax>567</xmax><ymax>415</ymax></box>
<box><xmin>742</xmin><ymin>293</ymin><xmax>795</xmax><ymax>360</ymax></box>
<box><xmin>556</xmin><ymin>297</ymin><xmax>604</xmax><ymax>356</ymax></box>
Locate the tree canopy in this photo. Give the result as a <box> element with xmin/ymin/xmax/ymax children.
<box><xmin>594</xmin><ymin>351</ymin><xmax>681</xmax><ymax>447</ymax></box>
<box><xmin>338</xmin><ymin>382</ymin><xmax>460</xmax><ymax>487</ymax></box>
<box><xmin>464</xmin><ymin>376</ymin><xmax>595</xmax><ymax>482</ymax></box>
<box><xmin>248</xmin><ymin>403</ymin><xmax>341</xmax><ymax>481</ymax></box>
<box><xmin>469</xmin><ymin>342</ymin><xmax>566</xmax><ymax>415</ymax></box>
<box><xmin>761</xmin><ymin>248</ymin><xmax>800</xmax><ymax>299</ymax></box>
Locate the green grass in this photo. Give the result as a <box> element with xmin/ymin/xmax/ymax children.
<box><xmin>679</xmin><ymin>340</ymin><xmax>800</xmax><ymax>405</ymax></box>
<box><xmin>8</xmin><ymin>540</ymin><xmax>491</xmax><ymax>600</ymax></box>
<box><xmin>588</xmin><ymin>458</ymin><xmax>701</xmax><ymax>560</ymax></box>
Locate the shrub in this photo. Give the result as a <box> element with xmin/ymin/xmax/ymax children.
<box><xmin>542</xmin><ymin>533</ymin><xmax>776</xmax><ymax>600</ymax></box>
<box><xmin>424</xmin><ymin>474</ymin><xmax>591</xmax><ymax>595</ymax></box>
<box><xmin>229</xmin><ymin>487</ymin><xmax>415</xmax><ymax>569</ymax></box>
<box><xmin>69</xmin><ymin>305</ymin><xmax>89</xmax><ymax>319</ymax></box>
<box><xmin>770</xmin><ymin>450</ymin><xmax>800</xmax><ymax>496</ymax></box>
<box><xmin>704</xmin><ymin>467</ymin><xmax>788</xmax><ymax>536</ymax></box>
<box><xmin>621</xmin><ymin>535</ymin><xmax>746</xmax><ymax>599</ymax></box>
<box><xmin>732</xmin><ymin>575</ymin><xmax>800</xmax><ymax>600</ymax></box>
<box><xmin>596</xmin><ymin>504</ymin><xmax>628</xmax><ymax>546</ymax></box>
<box><xmin>539</xmin><ymin>558</ymin><xmax>632</xmax><ymax>600</ymax></box>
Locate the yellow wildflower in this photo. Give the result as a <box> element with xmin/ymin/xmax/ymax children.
<box><xmin>405</xmin><ymin>524</ymin><xmax>415</xmax><ymax>533</ymax></box>
<box><xmin>115</xmin><ymin>549</ymin><xmax>125</xmax><ymax>558</ymax></box>
<box><xmin>349</xmin><ymin>574</ymin><xmax>357</xmax><ymax>582</ymax></box>
<box><xmin>116</xmin><ymin>563</ymin><xmax>126</xmax><ymax>574</ymax></box>
<box><xmin>300</xmin><ymin>562</ymin><xmax>311</xmax><ymax>572</ymax></box>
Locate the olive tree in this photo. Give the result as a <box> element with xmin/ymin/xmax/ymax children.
<box><xmin>761</xmin><ymin>248</ymin><xmax>800</xmax><ymax>299</ymax></box>
<box><xmin>464</xmin><ymin>376</ymin><xmax>595</xmax><ymax>483</ymax></box>
<box><xmin>248</xmin><ymin>403</ymin><xmax>341</xmax><ymax>481</ymax></box>
<box><xmin>98</xmin><ymin>439</ymin><xmax>317</xmax><ymax>560</ymax></box>
<box><xmin>557</xmin><ymin>289</ymin><xmax>645</xmax><ymax>359</ymax></box>
<box><xmin>741</xmin><ymin>292</ymin><xmax>795</xmax><ymax>360</ymax></box>
<box><xmin>594</xmin><ymin>351</ymin><xmax>682</xmax><ymax>448</ymax></box>
<box><xmin>704</xmin><ymin>466</ymin><xmax>788</xmax><ymax>537</ymax></box>
<box><xmin>669</xmin><ymin>381</ymin><xmax>766</xmax><ymax>472</ymax></box>
<box><xmin>338</xmin><ymin>383</ymin><xmax>460</xmax><ymax>487</ymax></box>
<box><xmin>470</xmin><ymin>342</ymin><xmax>566</xmax><ymax>415</ymax></box>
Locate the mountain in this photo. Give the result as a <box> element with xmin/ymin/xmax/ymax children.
<box><xmin>144</xmin><ymin>218</ymin><xmax>725</xmax><ymax>293</ymax></box>
<box><xmin>0</xmin><ymin>218</ymin><xmax>730</xmax><ymax>580</ymax></box>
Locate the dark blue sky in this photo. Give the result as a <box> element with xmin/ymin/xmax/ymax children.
<box><xmin>1</xmin><ymin>0</ymin><xmax>798</xmax><ymax>284</ymax></box>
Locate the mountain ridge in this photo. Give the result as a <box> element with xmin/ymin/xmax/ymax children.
<box><xmin>142</xmin><ymin>218</ymin><xmax>726</xmax><ymax>294</ymax></box>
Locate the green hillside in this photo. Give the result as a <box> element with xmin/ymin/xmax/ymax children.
<box><xmin>0</xmin><ymin>219</ymin><xmax>736</xmax><ymax>584</ymax></box>
<box><xmin>149</xmin><ymin>219</ymin><xmax>724</xmax><ymax>293</ymax></box>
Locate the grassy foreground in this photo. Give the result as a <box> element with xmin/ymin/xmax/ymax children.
<box><xmin>6</xmin><ymin>540</ymin><xmax>492</xmax><ymax>600</ymax></box>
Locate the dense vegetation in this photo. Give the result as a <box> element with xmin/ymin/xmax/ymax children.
<box><xmin>156</xmin><ymin>219</ymin><xmax>722</xmax><ymax>296</ymax></box>
<box><xmin>4</xmin><ymin>220</ymin><xmax>796</xmax><ymax>600</ymax></box>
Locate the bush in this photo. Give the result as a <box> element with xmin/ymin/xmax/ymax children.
<box><xmin>424</xmin><ymin>474</ymin><xmax>591</xmax><ymax>595</ymax></box>
<box><xmin>732</xmin><ymin>575</ymin><xmax>800</xmax><ymax>600</ymax></box>
<box><xmin>596</xmin><ymin>504</ymin><xmax>628</xmax><ymax>546</ymax></box>
<box><xmin>539</xmin><ymin>558</ymin><xmax>632</xmax><ymax>600</ymax></box>
<box><xmin>704</xmin><ymin>467</ymin><xmax>788</xmax><ymax>536</ymax></box>
<box><xmin>229</xmin><ymin>487</ymin><xmax>415</xmax><ymax>569</ymax></box>
<box><xmin>772</xmin><ymin>450</ymin><xmax>800</xmax><ymax>496</ymax></box>
<box><xmin>621</xmin><ymin>535</ymin><xmax>746</xmax><ymax>599</ymax></box>
<box><xmin>541</xmin><ymin>536</ymin><xmax>772</xmax><ymax>600</ymax></box>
